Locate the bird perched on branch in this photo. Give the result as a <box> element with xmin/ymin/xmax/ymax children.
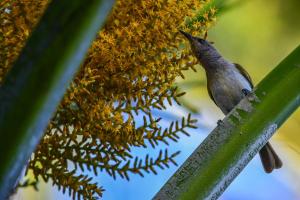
<box><xmin>180</xmin><ymin>30</ymin><xmax>282</xmax><ymax>173</ymax></box>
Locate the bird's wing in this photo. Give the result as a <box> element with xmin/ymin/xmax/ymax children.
<box><xmin>234</xmin><ymin>63</ymin><xmax>254</xmax><ymax>89</ymax></box>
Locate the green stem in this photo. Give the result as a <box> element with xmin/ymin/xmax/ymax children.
<box><xmin>0</xmin><ymin>0</ymin><xmax>114</xmax><ymax>198</ymax></box>
<box><xmin>154</xmin><ymin>46</ymin><xmax>300</xmax><ymax>200</ymax></box>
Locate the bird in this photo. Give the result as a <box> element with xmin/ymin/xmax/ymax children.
<box><xmin>179</xmin><ymin>30</ymin><xmax>282</xmax><ymax>173</ymax></box>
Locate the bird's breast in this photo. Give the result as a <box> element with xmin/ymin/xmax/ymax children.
<box><xmin>209</xmin><ymin>69</ymin><xmax>252</xmax><ymax>114</ymax></box>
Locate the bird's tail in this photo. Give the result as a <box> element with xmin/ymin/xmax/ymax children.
<box><xmin>259</xmin><ymin>142</ymin><xmax>282</xmax><ymax>173</ymax></box>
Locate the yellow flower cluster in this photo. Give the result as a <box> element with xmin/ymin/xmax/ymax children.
<box><xmin>0</xmin><ymin>0</ymin><xmax>216</xmax><ymax>199</ymax></box>
<box><xmin>0</xmin><ymin>0</ymin><xmax>49</xmax><ymax>83</ymax></box>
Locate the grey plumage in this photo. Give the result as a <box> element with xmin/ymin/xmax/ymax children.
<box><xmin>180</xmin><ymin>30</ymin><xmax>282</xmax><ymax>173</ymax></box>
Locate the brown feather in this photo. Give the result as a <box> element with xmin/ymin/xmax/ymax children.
<box><xmin>233</xmin><ymin>63</ymin><xmax>254</xmax><ymax>88</ymax></box>
<box><xmin>259</xmin><ymin>142</ymin><xmax>283</xmax><ymax>173</ymax></box>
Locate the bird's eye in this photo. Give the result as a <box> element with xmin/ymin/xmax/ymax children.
<box><xmin>197</xmin><ymin>38</ymin><xmax>205</xmax><ymax>44</ymax></box>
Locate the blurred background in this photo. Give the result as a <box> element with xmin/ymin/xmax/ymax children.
<box><xmin>14</xmin><ymin>0</ymin><xmax>300</xmax><ymax>199</ymax></box>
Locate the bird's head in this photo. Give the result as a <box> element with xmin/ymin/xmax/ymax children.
<box><xmin>179</xmin><ymin>30</ymin><xmax>221</xmax><ymax>65</ymax></box>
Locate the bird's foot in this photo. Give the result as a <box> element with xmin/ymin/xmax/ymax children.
<box><xmin>242</xmin><ymin>88</ymin><xmax>251</xmax><ymax>96</ymax></box>
<box><xmin>217</xmin><ymin>120</ymin><xmax>224</xmax><ymax>126</ymax></box>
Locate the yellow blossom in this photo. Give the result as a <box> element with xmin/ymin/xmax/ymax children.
<box><xmin>0</xmin><ymin>0</ymin><xmax>216</xmax><ymax>199</ymax></box>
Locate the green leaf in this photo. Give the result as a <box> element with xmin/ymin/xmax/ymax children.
<box><xmin>0</xmin><ymin>0</ymin><xmax>115</xmax><ymax>198</ymax></box>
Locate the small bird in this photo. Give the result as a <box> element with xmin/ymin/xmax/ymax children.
<box><xmin>180</xmin><ymin>30</ymin><xmax>282</xmax><ymax>173</ymax></box>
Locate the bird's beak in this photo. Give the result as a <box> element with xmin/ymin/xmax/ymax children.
<box><xmin>179</xmin><ymin>30</ymin><xmax>194</xmax><ymax>41</ymax></box>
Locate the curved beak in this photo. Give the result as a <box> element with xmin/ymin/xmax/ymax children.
<box><xmin>179</xmin><ymin>30</ymin><xmax>194</xmax><ymax>41</ymax></box>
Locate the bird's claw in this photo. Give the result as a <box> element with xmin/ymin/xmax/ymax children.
<box><xmin>242</xmin><ymin>88</ymin><xmax>251</xmax><ymax>96</ymax></box>
<box><xmin>217</xmin><ymin>120</ymin><xmax>223</xmax><ymax>126</ymax></box>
